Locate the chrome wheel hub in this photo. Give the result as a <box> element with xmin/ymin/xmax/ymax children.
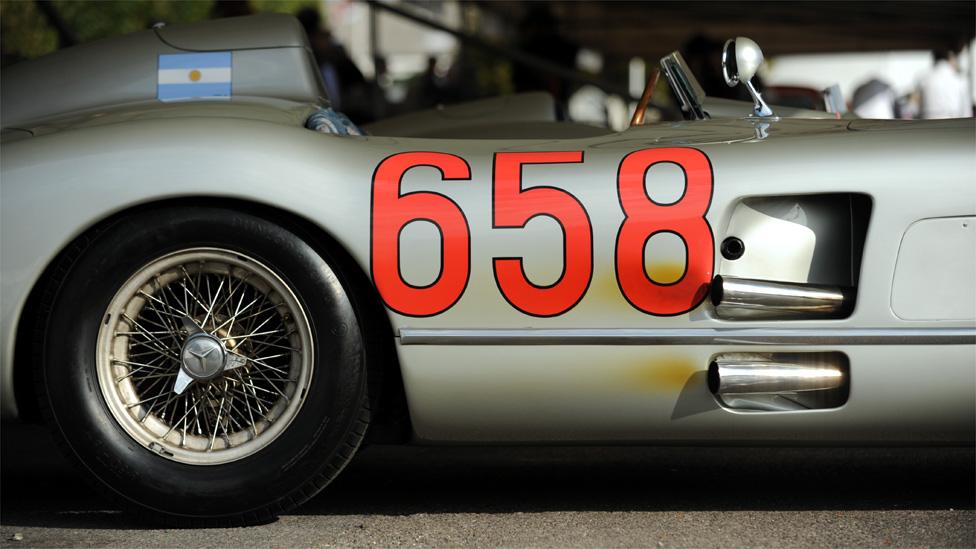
<box><xmin>181</xmin><ymin>333</ymin><xmax>226</xmax><ymax>381</ymax></box>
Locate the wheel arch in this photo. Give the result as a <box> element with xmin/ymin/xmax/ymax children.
<box><xmin>13</xmin><ymin>196</ymin><xmax>411</xmax><ymax>443</ymax></box>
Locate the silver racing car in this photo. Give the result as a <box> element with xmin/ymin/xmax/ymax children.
<box><xmin>1</xmin><ymin>14</ymin><xmax>973</xmax><ymax>524</ymax></box>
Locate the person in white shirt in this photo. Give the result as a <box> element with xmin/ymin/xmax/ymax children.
<box><xmin>919</xmin><ymin>47</ymin><xmax>973</xmax><ymax>119</ymax></box>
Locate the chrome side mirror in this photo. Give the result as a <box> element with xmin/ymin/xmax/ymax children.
<box><xmin>722</xmin><ymin>37</ymin><xmax>773</xmax><ymax>117</ymax></box>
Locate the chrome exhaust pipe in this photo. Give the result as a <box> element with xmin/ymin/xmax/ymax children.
<box><xmin>707</xmin><ymin>356</ymin><xmax>845</xmax><ymax>396</ymax></box>
<box><xmin>711</xmin><ymin>275</ymin><xmax>851</xmax><ymax>320</ymax></box>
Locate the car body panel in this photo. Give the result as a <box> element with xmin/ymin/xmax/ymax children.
<box><xmin>398</xmin><ymin>344</ymin><xmax>974</xmax><ymax>443</ymax></box>
<box><xmin>891</xmin><ymin>217</ymin><xmax>976</xmax><ymax>321</ymax></box>
<box><xmin>2</xmin><ymin>14</ymin><xmax>973</xmax><ymax>443</ymax></box>
<box><xmin>2</xmin><ymin>108</ymin><xmax>974</xmax><ymax>444</ymax></box>
<box><xmin>12</xmin><ymin>99</ymin><xmax>317</xmax><ymax>137</ymax></box>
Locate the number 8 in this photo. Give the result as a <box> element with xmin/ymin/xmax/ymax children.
<box><xmin>615</xmin><ymin>148</ymin><xmax>714</xmax><ymax>316</ymax></box>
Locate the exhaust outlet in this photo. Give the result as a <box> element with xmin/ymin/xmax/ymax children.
<box><xmin>708</xmin><ymin>357</ymin><xmax>845</xmax><ymax>395</ymax></box>
<box><xmin>708</xmin><ymin>353</ymin><xmax>849</xmax><ymax>412</ymax></box>
<box><xmin>711</xmin><ymin>275</ymin><xmax>851</xmax><ymax>320</ymax></box>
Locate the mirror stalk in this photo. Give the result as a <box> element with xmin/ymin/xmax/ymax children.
<box><xmin>744</xmin><ymin>80</ymin><xmax>773</xmax><ymax>117</ymax></box>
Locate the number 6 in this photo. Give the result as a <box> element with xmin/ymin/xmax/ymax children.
<box><xmin>371</xmin><ymin>152</ymin><xmax>471</xmax><ymax>317</ymax></box>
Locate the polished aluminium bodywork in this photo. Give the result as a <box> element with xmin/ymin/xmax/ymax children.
<box><xmin>2</xmin><ymin>16</ymin><xmax>974</xmax><ymax>447</ymax></box>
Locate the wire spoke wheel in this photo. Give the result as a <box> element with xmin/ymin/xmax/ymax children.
<box><xmin>96</xmin><ymin>248</ymin><xmax>314</xmax><ymax>465</ymax></box>
<box><xmin>41</xmin><ymin>208</ymin><xmax>368</xmax><ymax>523</ymax></box>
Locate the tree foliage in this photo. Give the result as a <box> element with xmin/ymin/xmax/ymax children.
<box><xmin>1</xmin><ymin>0</ymin><xmax>319</xmax><ymax>65</ymax></box>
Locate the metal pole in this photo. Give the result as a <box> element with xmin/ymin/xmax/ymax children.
<box><xmin>369</xmin><ymin>2</ymin><xmax>381</xmax><ymax>117</ymax></box>
<box><xmin>365</xmin><ymin>0</ymin><xmax>637</xmax><ymax>100</ymax></box>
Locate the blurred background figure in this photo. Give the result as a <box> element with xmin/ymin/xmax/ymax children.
<box><xmin>297</xmin><ymin>8</ymin><xmax>341</xmax><ymax>107</ymax></box>
<box><xmin>918</xmin><ymin>43</ymin><xmax>973</xmax><ymax>119</ymax></box>
<box><xmin>851</xmin><ymin>78</ymin><xmax>897</xmax><ymax>119</ymax></box>
<box><xmin>512</xmin><ymin>3</ymin><xmax>577</xmax><ymax>109</ymax></box>
<box><xmin>567</xmin><ymin>49</ymin><xmax>610</xmax><ymax>126</ymax></box>
<box><xmin>403</xmin><ymin>56</ymin><xmax>442</xmax><ymax>111</ymax></box>
<box><xmin>296</xmin><ymin>7</ymin><xmax>374</xmax><ymax>121</ymax></box>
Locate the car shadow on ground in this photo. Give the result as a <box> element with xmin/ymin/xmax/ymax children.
<box><xmin>2</xmin><ymin>422</ymin><xmax>973</xmax><ymax>530</ymax></box>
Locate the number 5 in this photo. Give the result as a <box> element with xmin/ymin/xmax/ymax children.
<box><xmin>493</xmin><ymin>152</ymin><xmax>592</xmax><ymax>317</ymax></box>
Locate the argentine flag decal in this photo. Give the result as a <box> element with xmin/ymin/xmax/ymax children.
<box><xmin>157</xmin><ymin>52</ymin><xmax>232</xmax><ymax>102</ymax></box>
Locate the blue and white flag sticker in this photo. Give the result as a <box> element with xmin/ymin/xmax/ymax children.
<box><xmin>157</xmin><ymin>52</ymin><xmax>232</xmax><ymax>102</ymax></box>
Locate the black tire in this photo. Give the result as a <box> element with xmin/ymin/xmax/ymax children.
<box><xmin>34</xmin><ymin>206</ymin><xmax>369</xmax><ymax>526</ymax></box>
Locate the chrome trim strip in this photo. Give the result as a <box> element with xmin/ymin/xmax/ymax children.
<box><xmin>398</xmin><ymin>327</ymin><xmax>976</xmax><ymax>346</ymax></box>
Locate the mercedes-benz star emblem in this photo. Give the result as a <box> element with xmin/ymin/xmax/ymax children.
<box><xmin>181</xmin><ymin>334</ymin><xmax>226</xmax><ymax>380</ymax></box>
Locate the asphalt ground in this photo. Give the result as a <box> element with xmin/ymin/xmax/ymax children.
<box><xmin>1</xmin><ymin>422</ymin><xmax>973</xmax><ymax>548</ymax></box>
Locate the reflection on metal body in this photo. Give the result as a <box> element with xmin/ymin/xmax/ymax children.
<box><xmin>711</xmin><ymin>275</ymin><xmax>850</xmax><ymax>320</ymax></box>
<box><xmin>751</xmin><ymin>120</ymin><xmax>771</xmax><ymax>140</ymax></box>
<box><xmin>708</xmin><ymin>357</ymin><xmax>845</xmax><ymax>395</ymax></box>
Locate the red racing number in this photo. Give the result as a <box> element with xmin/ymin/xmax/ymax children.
<box><xmin>615</xmin><ymin>148</ymin><xmax>714</xmax><ymax>316</ymax></box>
<box><xmin>371</xmin><ymin>152</ymin><xmax>471</xmax><ymax>317</ymax></box>
<box><xmin>372</xmin><ymin>148</ymin><xmax>714</xmax><ymax>318</ymax></box>
<box><xmin>492</xmin><ymin>152</ymin><xmax>591</xmax><ymax>317</ymax></box>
